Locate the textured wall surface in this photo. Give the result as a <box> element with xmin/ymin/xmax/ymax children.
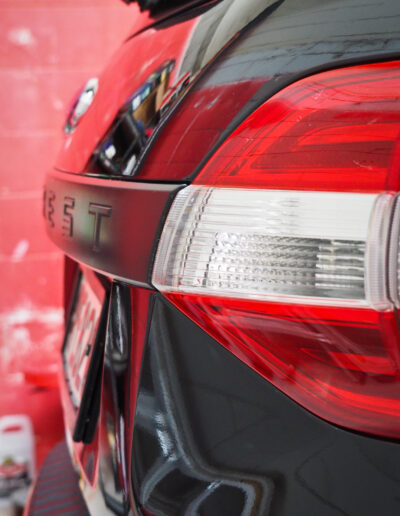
<box><xmin>0</xmin><ymin>0</ymin><xmax>135</xmax><ymax>468</ymax></box>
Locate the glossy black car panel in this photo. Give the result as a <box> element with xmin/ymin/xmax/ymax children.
<box><xmin>132</xmin><ymin>295</ymin><xmax>400</xmax><ymax>515</ymax></box>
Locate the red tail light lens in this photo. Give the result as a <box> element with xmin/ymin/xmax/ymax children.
<box><xmin>194</xmin><ymin>61</ymin><xmax>400</xmax><ymax>192</ymax></box>
<box><xmin>165</xmin><ymin>295</ymin><xmax>400</xmax><ymax>438</ymax></box>
<box><xmin>153</xmin><ymin>61</ymin><xmax>400</xmax><ymax>439</ymax></box>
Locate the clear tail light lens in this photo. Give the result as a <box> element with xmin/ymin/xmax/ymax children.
<box><xmin>153</xmin><ymin>187</ymin><xmax>393</xmax><ymax>307</ymax></box>
<box><xmin>152</xmin><ymin>61</ymin><xmax>400</xmax><ymax>439</ymax></box>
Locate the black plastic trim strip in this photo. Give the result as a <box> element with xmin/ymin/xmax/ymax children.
<box><xmin>44</xmin><ymin>171</ymin><xmax>180</xmax><ymax>286</ymax></box>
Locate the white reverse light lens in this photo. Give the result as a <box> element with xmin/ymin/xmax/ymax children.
<box><xmin>388</xmin><ymin>195</ymin><xmax>400</xmax><ymax>308</ymax></box>
<box><xmin>153</xmin><ymin>186</ymin><xmax>393</xmax><ymax>308</ymax></box>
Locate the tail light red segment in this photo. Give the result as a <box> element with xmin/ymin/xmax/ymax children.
<box><xmin>165</xmin><ymin>295</ymin><xmax>400</xmax><ymax>439</ymax></box>
<box><xmin>194</xmin><ymin>61</ymin><xmax>400</xmax><ymax>192</ymax></box>
<box><xmin>152</xmin><ymin>61</ymin><xmax>400</xmax><ymax>439</ymax></box>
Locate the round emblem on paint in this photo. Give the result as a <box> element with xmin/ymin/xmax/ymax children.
<box><xmin>64</xmin><ymin>77</ymin><xmax>98</xmax><ymax>133</ymax></box>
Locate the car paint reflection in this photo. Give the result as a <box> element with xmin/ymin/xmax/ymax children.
<box><xmin>94</xmin><ymin>60</ymin><xmax>176</xmax><ymax>176</ymax></box>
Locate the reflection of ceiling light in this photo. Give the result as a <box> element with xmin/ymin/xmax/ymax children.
<box><xmin>104</xmin><ymin>144</ymin><xmax>116</xmax><ymax>160</ymax></box>
<box><xmin>131</xmin><ymin>96</ymin><xmax>141</xmax><ymax>110</ymax></box>
<box><xmin>123</xmin><ymin>154</ymin><xmax>137</xmax><ymax>176</ymax></box>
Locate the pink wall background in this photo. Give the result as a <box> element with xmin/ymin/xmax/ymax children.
<box><xmin>0</xmin><ymin>0</ymin><xmax>135</xmax><ymax>467</ymax></box>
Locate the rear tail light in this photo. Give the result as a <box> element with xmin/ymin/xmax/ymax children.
<box><xmin>153</xmin><ymin>61</ymin><xmax>400</xmax><ymax>439</ymax></box>
<box><xmin>153</xmin><ymin>187</ymin><xmax>392</xmax><ymax>307</ymax></box>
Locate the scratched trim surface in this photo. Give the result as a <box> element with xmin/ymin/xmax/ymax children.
<box><xmin>44</xmin><ymin>170</ymin><xmax>180</xmax><ymax>285</ymax></box>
